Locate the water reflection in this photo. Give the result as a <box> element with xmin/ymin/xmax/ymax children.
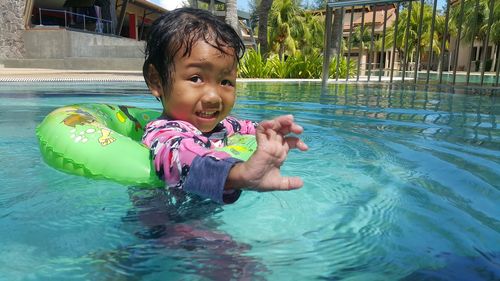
<box><xmin>238</xmin><ymin>82</ymin><xmax>499</xmax><ymax>148</ymax></box>
<box><xmin>89</xmin><ymin>188</ymin><xmax>267</xmax><ymax>281</ymax></box>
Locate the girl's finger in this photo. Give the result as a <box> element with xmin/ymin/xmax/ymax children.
<box><xmin>256</xmin><ymin>126</ymin><xmax>268</xmax><ymax>144</ymax></box>
<box><xmin>285</xmin><ymin>136</ymin><xmax>308</xmax><ymax>151</ymax></box>
<box><xmin>259</xmin><ymin>115</ymin><xmax>296</xmax><ymax>135</ymax></box>
<box><xmin>279</xmin><ymin>176</ymin><xmax>303</xmax><ymax>190</ymax></box>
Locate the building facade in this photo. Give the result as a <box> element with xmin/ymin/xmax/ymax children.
<box><xmin>0</xmin><ymin>0</ymin><xmax>253</xmax><ymax>70</ymax></box>
<box><xmin>0</xmin><ymin>0</ymin><xmax>30</xmax><ymax>60</ymax></box>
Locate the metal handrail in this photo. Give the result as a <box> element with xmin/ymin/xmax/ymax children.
<box><xmin>322</xmin><ymin>0</ymin><xmax>500</xmax><ymax>87</ymax></box>
<box><xmin>328</xmin><ymin>0</ymin><xmax>408</xmax><ymax>8</ymax></box>
<box><xmin>37</xmin><ymin>8</ymin><xmax>114</xmax><ymax>35</ymax></box>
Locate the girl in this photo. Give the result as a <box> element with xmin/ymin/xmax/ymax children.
<box><xmin>142</xmin><ymin>8</ymin><xmax>308</xmax><ymax>204</ymax></box>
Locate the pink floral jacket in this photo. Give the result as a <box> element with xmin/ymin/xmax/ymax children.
<box><xmin>142</xmin><ymin>116</ymin><xmax>257</xmax><ymax>204</ymax></box>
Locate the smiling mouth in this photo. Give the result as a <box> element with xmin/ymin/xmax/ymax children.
<box><xmin>196</xmin><ymin>111</ymin><xmax>219</xmax><ymax>119</ymax></box>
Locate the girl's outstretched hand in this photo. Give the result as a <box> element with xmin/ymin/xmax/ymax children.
<box><xmin>226</xmin><ymin>115</ymin><xmax>308</xmax><ymax>191</ymax></box>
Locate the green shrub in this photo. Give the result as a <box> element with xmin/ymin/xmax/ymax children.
<box><xmin>238</xmin><ymin>49</ymin><xmax>357</xmax><ymax>79</ymax></box>
<box><xmin>238</xmin><ymin>48</ymin><xmax>271</xmax><ymax>78</ymax></box>
<box><xmin>329</xmin><ymin>56</ymin><xmax>357</xmax><ymax>79</ymax></box>
<box><xmin>268</xmin><ymin>55</ymin><xmax>291</xmax><ymax>78</ymax></box>
<box><xmin>285</xmin><ymin>52</ymin><xmax>323</xmax><ymax>78</ymax></box>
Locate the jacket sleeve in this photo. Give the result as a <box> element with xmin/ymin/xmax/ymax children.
<box><xmin>223</xmin><ymin>116</ymin><xmax>258</xmax><ymax>135</ymax></box>
<box><xmin>142</xmin><ymin>120</ymin><xmax>241</xmax><ymax>204</ymax></box>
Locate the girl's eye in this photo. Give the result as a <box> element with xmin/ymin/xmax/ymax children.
<box><xmin>221</xmin><ymin>80</ymin><xmax>234</xmax><ymax>87</ymax></box>
<box><xmin>189</xmin><ymin>76</ymin><xmax>202</xmax><ymax>83</ymax></box>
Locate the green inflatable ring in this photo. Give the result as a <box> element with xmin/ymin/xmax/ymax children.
<box><xmin>36</xmin><ymin>103</ymin><xmax>257</xmax><ymax>187</ymax></box>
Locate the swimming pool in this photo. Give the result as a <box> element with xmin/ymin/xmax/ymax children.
<box><xmin>0</xmin><ymin>81</ymin><xmax>498</xmax><ymax>280</ymax></box>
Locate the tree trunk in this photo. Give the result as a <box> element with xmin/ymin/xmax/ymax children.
<box><xmin>360</xmin><ymin>49</ymin><xmax>366</xmax><ymax>75</ymax></box>
<box><xmin>258</xmin><ymin>0</ymin><xmax>274</xmax><ymax>58</ymax></box>
<box><xmin>491</xmin><ymin>44</ymin><xmax>498</xmax><ymax>72</ymax></box>
<box><xmin>225</xmin><ymin>0</ymin><xmax>241</xmax><ymax>37</ymax></box>
<box><xmin>279</xmin><ymin>42</ymin><xmax>285</xmax><ymax>61</ymax></box>
<box><xmin>330</xmin><ymin>8</ymin><xmax>344</xmax><ymax>57</ymax></box>
<box><xmin>437</xmin><ymin>52</ymin><xmax>443</xmax><ymax>73</ymax></box>
<box><xmin>209</xmin><ymin>0</ymin><xmax>215</xmax><ymax>13</ymax></box>
<box><xmin>416</xmin><ymin>48</ymin><xmax>421</xmax><ymax>71</ymax></box>
<box><xmin>398</xmin><ymin>49</ymin><xmax>404</xmax><ymax>71</ymax></box>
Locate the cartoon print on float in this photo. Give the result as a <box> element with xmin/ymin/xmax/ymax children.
<box><xmin>62</xmin><ymin>108</ymin><xmax>116</xmax><ymax>146</ymax></box>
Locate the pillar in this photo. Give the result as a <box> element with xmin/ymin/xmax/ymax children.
<box><xmin>129</xmin><ymin>13</ymin><xmax>136</xmax><ymax>39</ymax></box>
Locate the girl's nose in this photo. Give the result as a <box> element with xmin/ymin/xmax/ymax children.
<box><xmin>201</xmin><ymin>87</ymin><xmax>221</xmax><ymax>106</ymax></box>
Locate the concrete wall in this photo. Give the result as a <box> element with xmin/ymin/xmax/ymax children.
<box><xmin>2</xmin><ymin>28</ymin><xmax>146</xmax><ymax>70</ymax></box>
<box><xmin>0</xmin><ymin>0</ymin><xmax>28</xmax><ymax>60</ymax></box>
<box><xmin>23</xmin><ymin>28</ymin><xmax>145</xmax><ymax>59</ymax></box>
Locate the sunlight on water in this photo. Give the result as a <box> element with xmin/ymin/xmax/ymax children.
<box><xmin>0</xmin><ymin>82</ymin><xmax>498</xmax><ymax>280</ymax></box>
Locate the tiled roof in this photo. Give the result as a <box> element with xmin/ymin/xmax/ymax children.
<box><xmin>342</xmin><ymin>7</ymin><xmax>397</xmax><ymax>32</ymax></box>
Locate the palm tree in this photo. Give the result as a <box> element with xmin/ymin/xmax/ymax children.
<box><xmin>225</xmin><ymin>0</ymin><xmax>242</xmax><ymax>37</ymax></box>
<box><xmin>351</xmin><ymin>25</ymin><xmax>372</xmax><ymax>71</ymax></box>
<box><xmin>188</xmin><ymin>0</ymin><xmax>198</xmax><ymax>8</ymax></box>
<box><xmin>330</xmin><ymin>8</ymin><xmax>344</xmax><ymax>56</ymax></box>
<box><xmin>492</xmin><ymin>1</ymin><xmax>500</xmax><ymax>71</ymax></box>
<box><xmin>268</xmin><ymin>0</ymin><xmax>303</xmax><ymax>60</ymax></box>
<box><xmin>257</xmin><ymin>0</ymin><xmax>274</xmax><ymax>58</ymax></box>
<box><xmin>297</xmin><ymin>11</ymin><xmax>324</xmax><ymax>56</ymax></box>
<box><xmin>450</xmin><ymin>0</ymin><xmax>500</xmax><ymax>71</ymax></box>
<box><xmin>383</xmin><ymin>2</ymin><xmax>443</xmax><ymax>71</ymax></box>
<box><xmin>312</xmin><ymin>0</ymin><xmax>343</xmax><ymax>57</ymax></box>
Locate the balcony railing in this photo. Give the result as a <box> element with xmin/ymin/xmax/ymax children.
<box><xmin>36</xmin><ymin>8</ymin><xmax>114</xmax><ymax>35</ymax></box>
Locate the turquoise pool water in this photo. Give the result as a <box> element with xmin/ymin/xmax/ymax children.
<box><xmin>0</xmin><ymin>82</ymin><xmax>498</xmax><ymax>280</ymax></box>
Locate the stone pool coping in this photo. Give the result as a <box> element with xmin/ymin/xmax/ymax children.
<box><xmin>0</xmin><ymin>68</ymin><xmax>324</xmax><ymax>83</ymax></box>
<box><xmin>0</xmin><ymin>68</ymin><xmax>146</xmax><ymax>82</ymax></box>
<box><xmin>1</xmin><ymin>67</ymin><xmax>490</xmax><ymax>83</ymax></box>
<box><xmin>0</xmin><ymin>67</ymin><xmax>406</xmax><ymax>83</ymax></box>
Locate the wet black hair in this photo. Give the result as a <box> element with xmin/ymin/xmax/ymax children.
<box><xmin>142</xmin><ymin>7</ymin><xmax>245</xmax><ymax>93</ymax></box>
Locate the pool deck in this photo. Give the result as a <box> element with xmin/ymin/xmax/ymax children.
<box><xmin>0</xmin><ymin>68</ymin><xmax>146</xmax><ymax>82</ymax></box>
<box><xmin>0</xmin><ymin>67</ymin><xmax>411</xmax><ymax>83</ymax></box>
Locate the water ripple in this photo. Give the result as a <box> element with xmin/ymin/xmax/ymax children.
<box><xmin>1</xmin><ymin>82</ymin><xmax>499</xmax><ymax>281</ymax></box>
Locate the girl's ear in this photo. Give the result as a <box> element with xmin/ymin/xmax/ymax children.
<box><xmin>146</xmin><ymin>64</ymin><xmax>163</xmax><ymax>98</ymax></box>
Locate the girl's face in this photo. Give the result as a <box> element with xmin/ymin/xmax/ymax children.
<box><xmin>153</xmin><ymin>40</ymin><xmax>238</xmax><ymax>133</ymax></box>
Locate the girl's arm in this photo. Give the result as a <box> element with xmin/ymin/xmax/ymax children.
<box><xmin>143</xmin><ymin>120</ymin><xmax>242</xmax><ymax>204</ymax></box>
